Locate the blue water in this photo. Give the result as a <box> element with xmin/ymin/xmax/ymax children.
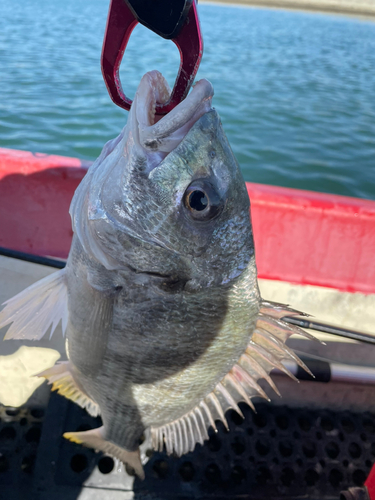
<box><xmin>1</xmin><ymin>0</ymin><xmax>375</xmax><ymax>199</ymax></box>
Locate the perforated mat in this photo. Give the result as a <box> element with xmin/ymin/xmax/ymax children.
<box><xmin>0</xmin><ymin>392</ymin><xmax>373</xmax><ymax>499</ymax></box>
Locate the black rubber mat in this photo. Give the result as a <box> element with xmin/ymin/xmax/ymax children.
<box><xmin>0</xmin><ymin>392</ymin><xmax>374</xmax><ymax>499</ymax></box>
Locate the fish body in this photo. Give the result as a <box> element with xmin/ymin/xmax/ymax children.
<box><xmin>0</xmin><ymin>71</ymin><xmax>312</xmax><ymax>477</ymax></box>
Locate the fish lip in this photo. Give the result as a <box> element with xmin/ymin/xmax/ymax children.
<box><xmin>130</xmin><ymin>267</ymin><xmax>171</xmax><ymax>280</ymax></box>
<box><xmin>132</xmin><ymin>71</ymin><xmax>214</xmax><ymax>157</ymax></box>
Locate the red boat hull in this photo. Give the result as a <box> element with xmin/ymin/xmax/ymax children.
<box><xmin>1</xmin><ymin>147</ymin><xmax>374</xmax><ymax>294</ymax></box>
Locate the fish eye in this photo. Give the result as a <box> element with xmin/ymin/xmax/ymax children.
<box><xmin>183</xmin><ymin>180</ymin><xmax>223</xmax><ymax>221</ymax></box>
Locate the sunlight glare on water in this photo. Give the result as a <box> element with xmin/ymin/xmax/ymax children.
<box><xmin>0</xmin><ymin>0</ymin><xmax>374</xmax><ymax>199</ymax></box>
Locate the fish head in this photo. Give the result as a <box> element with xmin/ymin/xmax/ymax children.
<box><xmin>70</xmin><ymin>71</ymin><xmax>255</xmax><ymax>290</ymax></box>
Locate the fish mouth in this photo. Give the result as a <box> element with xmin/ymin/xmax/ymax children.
<box><xmin>131</xmin><ymin>70</ymin><xmax>214</xmax><ymax>158</ymax></box>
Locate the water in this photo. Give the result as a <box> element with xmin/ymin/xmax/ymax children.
<box><xmin>0</xmin><ymin>0</ymin><xmax>374</xmax><ymax>199</ymax></box>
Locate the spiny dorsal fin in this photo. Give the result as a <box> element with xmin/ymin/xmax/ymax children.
<box><xmin>38</xmin><ymin>361</ymin><xmax>100</xmax><ymax>417</ymax></box>
<box><xmin>151</xmin><ymin>301</ymin><xmax>316</xmax><ymax>456</ymax></box>
<box><xmin>0</xmin><ymin>269</ymin><xmax>68</xmax><ymax>340</ymax></box>
<box><xmin>64</xmin><ymin>426</ymin><xmax>144</xmax><ymax>479</ymax></box>
<box><xmin>259</xmin><ymin>300</ymin><xmax>310</xmax><ymax>319</ymax></box>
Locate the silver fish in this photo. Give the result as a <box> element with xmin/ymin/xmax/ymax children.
<box><xmin>0</xmin><ymin>71</ymin><xmax>314</xmax><ymax>478</ymax></box>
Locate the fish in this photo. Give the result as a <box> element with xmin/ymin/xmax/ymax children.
<box><xmin>0</xmin><ymin>70</ymin><xmax>315</xmax><ymax>478</ymax></box>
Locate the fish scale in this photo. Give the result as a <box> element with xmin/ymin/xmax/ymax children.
<box><xmin>0</xmin><ymin>70</ymin><xmax>315</xmax><ymax>478</ymax></box>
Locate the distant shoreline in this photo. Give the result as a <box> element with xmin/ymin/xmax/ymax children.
<box><xmin>200</xmin><ymin>0</ymin><xmax>375</xmax><ymax>19</ymax></box>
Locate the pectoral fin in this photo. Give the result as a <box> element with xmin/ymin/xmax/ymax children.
<box><xmin>38</xmin><ymin>361</ymin><xmax>100</xmax><ymax>417</ymax></box>
<box><xmin>0</xmin><ymin>269</ymin><xmax>68</xmax><ymax>340</ymax></box>
<box><xmin>64</xmin><ymin>426</ymin><xmax>144</xmax><ymax>480</ymax></box>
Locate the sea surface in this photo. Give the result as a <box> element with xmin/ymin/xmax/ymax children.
<box><xmin>0</xmin><ymin>0</ymin><xmax>374</xmax><ymax>199</ymax></box>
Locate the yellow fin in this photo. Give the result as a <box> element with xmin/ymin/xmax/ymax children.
<box><xmin>38</xmin><ymin>361</ymin><xmax>100</xmax><ymax>417</ymax></box>
<box><xmin>64</xmin><ymin>426</ymin><xmax>144</xmax><ymax>480</ymax></box>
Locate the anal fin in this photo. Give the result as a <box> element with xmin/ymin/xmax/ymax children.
<box><xmin>64</xmin><ymin>426</ymin><xmax>144</xmax><ymax>480</ymax></box>
<box><xmin>38</xmin><ymin>361</ymin><xmax>100</xmax><ymax>417</ymax></box>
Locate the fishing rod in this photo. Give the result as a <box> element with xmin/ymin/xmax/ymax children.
<box><xmin>1</xmin><ymin>246</ymin><xmax>374</xmax><ymax>347</ymax></box>
<box><xmin>278</xmin><ymin>350</ymin><xmax>375</xmax><ymax>386</ymax></box>
<box><xmin>0</xmin><ymin>246</ymin><xmax>65</xmax><ymax>269</ymax></box>
<box><xmin>283</xmin><ymin>316</ymin><xmax>375</xmax><ymax>346</ymax></box>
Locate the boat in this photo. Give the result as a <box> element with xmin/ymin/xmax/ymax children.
<box><xmin>1</xmin><ymin>145</ymin><xmax>375</xmax><ymax>499</ymax></box>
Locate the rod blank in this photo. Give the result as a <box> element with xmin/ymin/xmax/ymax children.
<box><xmin>283</xmin><ymin>316</ymin><xmax>375</xmax><ymax>345</ymax></box>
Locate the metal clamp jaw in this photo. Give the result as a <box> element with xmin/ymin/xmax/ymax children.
<box><xmin>101</xmin><ymin>0</ymin><xmax>203</xmax><ymax>115</ymax></box>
